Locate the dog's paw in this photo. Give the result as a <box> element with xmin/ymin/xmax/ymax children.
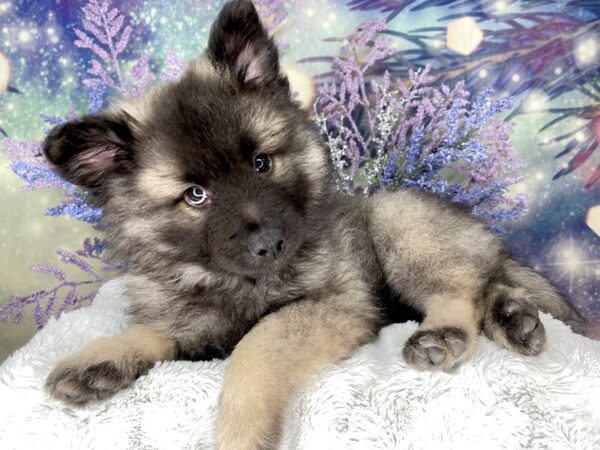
<box><xmin>486</xmin><ymin>296</ymin><xmax>546</xmax><ymax>355</ymax></box>
<box><xmin>403</xmin><ymin>326</ymin><xmax>470</xmax><ymax>370</ymax></box>
<box><xmin>45</xmin><ymin>354</ymin><xmax>152</xmax><ymax>404</ymax></box>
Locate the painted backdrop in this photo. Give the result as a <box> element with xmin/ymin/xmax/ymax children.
<box><xmin>0</xmin><ymin>0</ymin><xmax>599</xmax><ymax>360</ymax></box>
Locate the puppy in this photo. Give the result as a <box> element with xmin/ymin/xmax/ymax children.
<box><xmin>42</xmin><ymin>1</ymin><xmax>587</xmax><ymax>448</ymax></box>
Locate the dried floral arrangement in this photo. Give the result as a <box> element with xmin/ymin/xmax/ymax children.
<box><xmin>0</xmin><ymin>1</ymin><xmax>525</xmax><ymax>329</ymax></box>
<box><xmin>348</xmin><ymin>0</ymin><xmax>600</xmax><ymax>189</ymax></box>
<box><xmin>314</xmin><ymin>19</ymin><xmax>524</xmax><ymax>228</ymax></box>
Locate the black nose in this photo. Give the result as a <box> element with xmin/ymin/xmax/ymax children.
<box><xmin>248</xmin><ymin>228</ymin><xmax>285</xmax><ymax>261</ymax></box>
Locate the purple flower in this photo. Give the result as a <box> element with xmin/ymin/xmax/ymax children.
<box><xmin>443</xmin><ymin>99</ymin><xmax>462</xmax><ymax>147</ymax></box>
<box><xmin>74</xmin><ymin>0</ymin><xmax>133</xmax><ymax>96</ymax></box>
<box><xmin>88</xmin><ymin>81</ymin><xmax>107</xmax><ymax>113</ymax></box>
<box><xmin>46</xmin><ymin>197</ymin><xmax>103</xmax><ymax>225</ymax></box>
<box><xmin>253</xmin><ymin>0</ymin><xmax>287</xmax><ymax>33</ymax></box>
<box><xmin>315</xmin><ymin>19</ymin><xmax>525</xmax><ymax>230</ymax></box>
<box><xmin>10</xmin><ymin>161</ymin><xmax>73</xmax><ymax>192</ymax></box>
<box><xmin>382</xmin><ymin>150</ymin><xmax>399</xmax><ymax>187</ymax></box>
<box><xmin>405</xmin><ymin>125</ymin><xmax>425</xmax><ymax>175</ymax></box>
<box><xmin>161</xmin><ymin>49</ymin><xmax>187</xmax><ymax>83</ymax></box>
<box><xmin>3</xmin><ymin>139</ymin><xmax>42</xmax><ymax>160</ymax></box>
<box><xmin>0</xmin><ymin>239</ymin><xmax>115</xmax><ymax>329</ymax></box>
<box><xmin>127</xmin><ymin>53</ymin><xmax>155</xmax><ymax>97</ymax></box>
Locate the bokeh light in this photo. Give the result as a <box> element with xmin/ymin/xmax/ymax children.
<box><xmin>522</xmin><ymin>89</ymin><xmax>549</xmax><ymax>113</ymax></box>
<box><xmin>586</xmin><ymin>205</ymin><xmax>600</xmax><ymax>238</ymax></box>
<box><xmin>446</xmin><ymin>17</ymin><xmax>483</xmax><ymax>56</ymax></box>
<box><xmin>0</xmin><ymin>51</ymin><xmax>10</xmax><ymax>93</ymax></box>
<box><xmin>574</xmin><ymin>35</ymin><xmax>598</xmax><ymax>67</ymax></box>
<box><xmin>545</xmin><ymin>236</ymin><xmax>599</xmax><ymax>292</ymax></box>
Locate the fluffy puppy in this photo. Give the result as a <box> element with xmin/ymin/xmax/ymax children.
<box><xmin>42</xmin><ymin>1</ymin><xmax>587</xmax><ymax>448</ymax></box>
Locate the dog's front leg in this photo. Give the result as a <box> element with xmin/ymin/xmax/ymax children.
<box><xmin>216</xmin><ymin>292</ymin><xmax>378</xmax><ymax>450</ymax></box>
<box><xmin>45</xmin><ymin>325</ymin><xmax>177</xmax><ymax>404</ymax></box>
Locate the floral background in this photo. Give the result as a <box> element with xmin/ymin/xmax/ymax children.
<box><xmin>0</xmin><ymin>0</ymin><xmax>599</xmax><ymax>361</ymax></box>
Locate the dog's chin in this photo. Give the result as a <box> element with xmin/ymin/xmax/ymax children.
<box><xmin>214</xmin><ymin>259</ymin><xmax>283</xmax><ymax>280</ymax></box>
<box><xmin>244</xmin><ymin>252</ymin><xmax>292</xmax><ymax>277</ymax></box>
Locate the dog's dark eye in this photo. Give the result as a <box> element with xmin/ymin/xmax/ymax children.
<box><xmin>254</xmin><ymin>154</ymin><xmax>272</xmax><ymax>173</ymax></box>
<box><xmin>184</xmin><ymin>186</ymin><xmax>209</xmax><ymax>207</ymax></box>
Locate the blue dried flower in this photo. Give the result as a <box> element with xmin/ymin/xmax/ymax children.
<box><xmin>382</xmin><ymin>150</ymin><xmax>399</xmax><ymax>188</ymax></box>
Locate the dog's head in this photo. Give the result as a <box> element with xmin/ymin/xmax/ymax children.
<box><xmin>43</xmin><ymin>0</ymin><xmax>332</xmax><ymax>280</ymax></box>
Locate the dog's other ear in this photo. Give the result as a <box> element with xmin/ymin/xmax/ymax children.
<box><xmin>43</xmin><ymin>112</ymin><xmax>136</xmax><ymax>192</ymax></box>
<box><xmin>207</xmin><ymin>0</ymin><xmax>288</xmax><ymax>92</ymax></box>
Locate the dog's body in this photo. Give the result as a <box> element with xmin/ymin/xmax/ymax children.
<box><xmin>42</xmin><ymin>1</ymin><xmax>586</xmax><ymax>448</ymax></box>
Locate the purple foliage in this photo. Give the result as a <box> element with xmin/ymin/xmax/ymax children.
<box><xmin>161</xmin><ymin>49</ymin><xmax>187</xmax><ymax>83</ymax></box>
<box><xmin>3</xmin><ymin>138</ymin><xmax>42</xmax><ymax>160</ymax></box>
<box><xmin>88</xmin><ymin>81</ymin><xmax>107</xmax><ymax>113</ymax></box>
<box><xmin>253</xmin><ymin>0</ymin><xmax>287</xmax><ymax>33</ymax></box>
<box><xmin>74</xmin><ymin>0</ymin><xmax>132</xmax><ymax>94</ymax></box>
<box><xmin>10</xmin><ymin>160</ymin><xmax>72</xmax><ymax>192</ymax></box>
<box><xmin>251</xmin><ymin>0</ymin><xmax>289</xmax><ymax>52</ymax></box>
<box><xmin>77</xmin><ymin>237</ymin><xmax>121</xmax><ymax>272</ymax></box>
<box><xmin>315</xmin><ymin>19</ymin><xmax>526</xmax><ymax>230</ymax></box>
<box><xmin>127</xmin><ymin>53</ymin><xmax>155</xmax><ymax>97</ymax></box>
<box><xmin>349</xmin><ymin>0</ymin><xmax>600</xmax><ymax>188</ymax></box>
<box><xmin>0</xmin><ymin>239</ymin><xmax>113</xmax><ymax>329</ymax></box>
<box><xmin>3</xmin><ymin>139</ymin><xmax>104</xmax><ymax>225</ymax></box>
<box><xmin>2</xmin><ymin>139</ymin><xmax>107</xmax><ymax>328</ymax></box>
<box><xmin>73</xmin><ymin>0</ymin><xmax>155</xmax><ymax>98</ymax></box>
<box><xmin>40</xmin><ymin>115</ymin><xmax>67</xmax><ymax>127</ymax></box>
<box><xmin>46</xmin><ymin>195</ymin><xmax>103</xmax><ymax>224</ymax></box>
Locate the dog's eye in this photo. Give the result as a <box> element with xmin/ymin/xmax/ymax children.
<box><xmin>254</xmin><ymin>154</ymin><xmax>272</xmax><ymax>173</ymax></box>
<box><xmin>184</xmin><ymin>186</ymin><xmax>209</xmax><ymax>207</ymax></box>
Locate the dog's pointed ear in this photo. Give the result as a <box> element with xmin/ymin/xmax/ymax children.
<box><xmin>207</xmin><ymin>0</ymin><xmax>287</xmax><ymax>91</ymax></box>
<box><xmin>43</xmin><ymin>112</ymin><xmax>136</xmax><ymax>192</ymax></box>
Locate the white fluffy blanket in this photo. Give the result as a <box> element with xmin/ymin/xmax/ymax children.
<box><xmin>1</xmin><ymin>279</ymin><xmax>599</xmax><ymax>449</ymax></box>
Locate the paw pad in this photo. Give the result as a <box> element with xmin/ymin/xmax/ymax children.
<box><xmin>403</xmin><ymin>327</ymin><xmax>470</xmax><ymax>371</ymax></box>
<box><xmin>490</xmin><ymin>296</ymin><xmax>546</xmax><ymax>355</ymax></box>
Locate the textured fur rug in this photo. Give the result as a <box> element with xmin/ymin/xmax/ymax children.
<box><xmin>1</xmin><ymin>279</ymin><xmax>599</xmax><ymax>449</ymax></box>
